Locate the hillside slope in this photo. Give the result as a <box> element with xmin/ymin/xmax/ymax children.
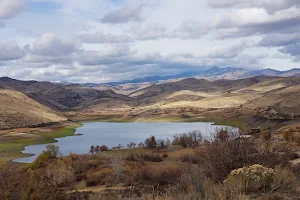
<box><xmin>0</xmin><ymin>77</ymin><xmax>131</xmax><ymax>111</ymax></box>
<box><xmin>0</xmin><ymin>89</ymin><xmax>67</xmax><ymax>129</ymax></box>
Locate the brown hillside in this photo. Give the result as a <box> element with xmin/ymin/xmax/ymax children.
<box><xmin>0</xmin><ymin>89</ymin><xmax>67</xmax><ymax>129</ymax></box>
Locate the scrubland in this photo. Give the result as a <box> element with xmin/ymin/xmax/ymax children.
<box><xmin>1</xmin><ymin>127</ymin><xmax>300</xmax><ymax>200</ymax></box>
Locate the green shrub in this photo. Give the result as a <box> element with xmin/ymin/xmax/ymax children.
<box><xmin>224</xmin><ymin>164</ymin><xmax>275</xmax><ymax>193</ymax></box>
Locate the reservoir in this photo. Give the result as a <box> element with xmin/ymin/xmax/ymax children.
<box><xmin>14</xmin><ymin>122</ymin><xmax>236</xmax><ymax>163</ymax></box>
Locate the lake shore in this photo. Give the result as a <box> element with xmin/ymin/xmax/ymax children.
<box><xmin>0</xmin><ymin>122</ymin><xmax>82</xmax><ymax>162</ymax></box>
<box><xmin>0</xmin><ymin>112</ymin><xmax>261</xmax><ymax>162</ymax></box>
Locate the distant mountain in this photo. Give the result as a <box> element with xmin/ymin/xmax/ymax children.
<box><xmin>82</xmin><ymin>71</ymin><xmax>201</xmax><ymax>87</ymax></box>
<box><xmin>82</xmin><ymin>67</ymin><xmax>300</xmax><ymax>87</ymax></box>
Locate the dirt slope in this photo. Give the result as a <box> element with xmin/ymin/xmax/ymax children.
<box><xmin>0</xmin><ymin>89</ymin><xmax>67</xmax><ymax>129</ymax></box>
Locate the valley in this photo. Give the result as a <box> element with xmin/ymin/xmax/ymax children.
<box><xmin>1</xmin><ymin>74</ymin><xmax>300</xmax><ymax>131</ymax></box>
<box><xmin>1</xmin><ymin>72</ymin><xmax>300</xmax><ymax>199</ymax></box>
<box><xmin>1</xmin><ymin>73</ymin><xmax>300</xmax><ymax>162</ymax></box>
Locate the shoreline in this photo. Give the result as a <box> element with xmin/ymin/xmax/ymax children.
<box><xmin>0</xmin><ymin>114</ymin><xmax>251</xmax><ymax>163</ymax></box>
<box><xmin>0</xmin><ymin>123</ymin><xmax>82</xmax><ymax>163</ymax></box>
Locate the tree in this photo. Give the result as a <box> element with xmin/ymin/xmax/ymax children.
<box><xmin>99</xmin><ymin>145</ymin><xmax>109</xmax><ymax>152</ymax></box>
<box><xmin>157</xmin><ymin>140</ymin><xmax>167</xmax><ymax>150</ymax></box>
<box><xmin>145</xmin><ymin>136</ymin><xmax>157</xmax><ymax>149</ymax></box>
<box><xmin>127</xmin><ymin>142</ymin><xmax>136</xmax><ymax>148</ymax></box>
<box><xmin>89</xmin><ymin>145</ymin><xmax>95</xmax><ymax>154</ymax></box>
<box><xmin>138</xmin><ymin>142</ymin><xmax>145</xmax><ymax>148</ymax></box>
<box><xmin>95</xmin><ymin>145</ymin><xmax>100</xmax><ymax>153</ymax></box>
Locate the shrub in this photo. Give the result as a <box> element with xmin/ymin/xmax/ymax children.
<box><xmin>196</xmin><ymin>138</ymin><xmax>290</xmax><ymax>182</ymax></box>
<box><xmin>224</xmin><ymin>164</ymin><xmax>275</xmax><ymax>193</ymax></box>
<box><xmin>180</xmin><ymin>154</ymin><xmax>198</xmax><ymax>164</ymax></box>
<box><xmin>215</xmin><ymin>128</ymin><xmax>230</xmax><ymax>142</ymax></box>
<box><xmin>173</xmin><ymin>130</ymin><xmax>203</xmax><ymax>148</ymax></box>
<box><xmin>203</xmin><ymin>179</ymin><xmax>247</xmax><ymax>200</ymax></box>
<box><xmin>45</xmin><ymin>144</ymin><xmax>60</xmax><ymax>158</ymax></box>
<box><xmin>141</xmin><ymin>166</ymin><xmax>179</xmax><ymax>186</ymax></box>
<box><xmin>45</xmin><ymin>160</ymin><xmax>76</xmax><ymax>187</ymax></box>
<box><xmin>272</xmin><ymin>167</ymin><xmax>297</xmax><ymax>193</ymax></box>
<box><xmin>86</xmin><ymin>168</ymin><xmax>113</xmax><ymax>186</ymax></box>
<box><xmin>126</xmin><ymin>153</ymin><xmax>163</xmax><ymax>162</ymax></box>
<box><xmin>177</xmin><ymin>164</ymin><xmax>204</xmax><ymax>192</ymax></box>
<box><xmin>110</xmin><ymin>157</ymin><xmax>124</xmax><ymax>183</ymax></box>
<box><xmin>0</xmin><ymin>164</ymin><xmax>66</xmax><ymax>200</ymax></box>
<box><xmin>162</xmin><ymin>153</ymin><xmax>168</xmax><ymax>158</ymax></box>
<box><xmin>261</xmin><ymin>131</ymin><xmax>272</xmax><ymax>141</ymax></box>
<box><xmin>29</xmin><ymin>150</ymin><xmax>52</xmax><ymax>169</ymax></box>
<box><xmin>29</xmin><ymin>145</ymin><xmax>61</xmax><ymax>169</ymax></box>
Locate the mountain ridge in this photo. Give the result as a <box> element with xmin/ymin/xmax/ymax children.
<box><xmin>81</xmin><ymin>67</ymin><xmax>300</xmax><ymax>86</ymax></box>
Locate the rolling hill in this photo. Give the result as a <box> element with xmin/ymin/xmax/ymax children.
<box><xmin>0</xmin><ymin>74</ymin><xmax>300</xmax><ymax>129</ymax></box>
<box><xmin>0</xmin><ymin>89</ymin><xmax>67</xmax><ymax>129</ymax></box>
<box><xmin>0</xmin><ymin>77</ymin><xmax>132</xmax><ymax>111</ymax></box>
<box><xmin>84</xmin><ymin>67</ymin><xmax>300</xmax><ymax>95</ymax></box>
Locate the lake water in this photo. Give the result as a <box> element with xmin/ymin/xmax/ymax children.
<box><xmin>14</xmin><ymin>122</ymin><xmax>236</xmax><ymax>163</ymax></box>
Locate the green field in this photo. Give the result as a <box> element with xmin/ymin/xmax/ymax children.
<box><xmin>0</xmin><ymin>123</ymin><xmax>82</xmax><ymax>162</ymax></box>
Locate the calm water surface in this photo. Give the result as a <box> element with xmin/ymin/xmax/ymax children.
<box><xmin>14</xmin><ymin>122</ymin><xmax>236</xmax><ymax>163</ymax></box>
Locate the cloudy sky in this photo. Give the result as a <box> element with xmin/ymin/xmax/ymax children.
<box><xmin>0</xmin><ymin>0</ymin><xmax>300</xmax><ymax>83</ymax></box>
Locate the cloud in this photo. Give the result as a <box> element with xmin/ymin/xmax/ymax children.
<box><xmin>133</xmin><ymin>23</ymin><xmax>167</xmax><ymax>40</ymax></box>
<box><xmin>206</xmin><ymin>42</ymin><xmax>249</xmax><ymax>58</ymax></box>
<box><xmin>100</xmin><ymin>3</ymin><xmax>146</xmax><ymax>24</ymax></box>
<box><xmin>79</xmin><ymin>32</ymin><xmax>134</xmax><ymax>43</ymax></box>
<box><xmin>208</xmin><ymin>0</ymin><xmax>300</xmax><ymax>13</ymax></box>
<box><xmin>212</xmin><ymin>7</ymin><xmax>300</xmax><ymax>38</ymax></box>
<box><xmin>0</xmin><ymin>21</ymin><xmax>5</xmax><ymax>28</ymax></box>
<box><xmin>78</xmin><ymin>45</ymin><xmax>136</xmax><ymax>65</ymax></box>
<box><xmin>30</xmin><ymin>33</ymin><xmax>79</xmax><ymax>57</ymax></box>
<box><xmin>259</xmin><ymin>33</ymin><xmax>300</xmax><ymax>47</ymax></box>
<box><xmin>279</xmin><ymin>44</ymin><xmax>300</xmax><ymax>61</ymax></box>
<box><xmin>0</xmin><ymin>41</ymin><xmax>24</xmax><ymax>61</ymax></box>
<box><xmin>0</xmin><ymin>0</ymin><xmax>25</xmax><ymax>19</ymax></box>
<box><xmin>171</xmin><ymin>20</ymin><xmax>209</xmax><ymax>39</ymax></box>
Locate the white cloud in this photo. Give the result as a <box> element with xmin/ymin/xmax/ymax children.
<box><xmin>0</xmin><ymin>0</ymin><xmax>299</xmax><ymax>82</ymax></box>
<box><xmin>171</xmin><ymin>20</ymin><xmax>209</xmax><ymax>39</ymax></box>
<box><xmin>208</xmin><ymin>0</ymin><xmax>300</xmax><ymax>13</ymax></box>
<box><xmin>212</xmin><ymin>7</ymin><xmax>300</xmax><ymax>38</ymax></box>
<box><xmin>133</xmin><ymin>23</ymin><xmax>167</xmax><ymax>40</ymax></box>
<box><xmin>0</xmin><ymin>0</ymin><xmax>24</xmax><ymax>19</ymax></box>
<box><xmin>100</xmin><ymin>3</ymin><xmax>147</xmax><ymax>24</ymax></box>
<box><xmin>30</xmin><ymin>33</ymin><xmax>79</xmax><ymax>57</ymax></box>
<box><xmin>79</xmin><ymin>32</ymin><xmax>134</xmax><ymax>44</ymax></box>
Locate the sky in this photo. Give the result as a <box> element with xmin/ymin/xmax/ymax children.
<box><xmin>0</xmin><ymin>0</ymin><xmax>300</xmax><ymax>83</ymax></box>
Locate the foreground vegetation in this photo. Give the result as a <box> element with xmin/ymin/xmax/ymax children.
<box><xmin>0</xmin><ymin>123</ymin><xmax>81</xmax><ymax>162</ymax></box>
<box><xmin>1</xmin><ymin>127</ymin><xmax>300</xmax><ymax>200</ymax></box>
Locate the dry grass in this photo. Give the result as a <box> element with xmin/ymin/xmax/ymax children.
<box><xmin>0</xmin><ymin>89</ymin><xmax>66</xmax><ymax>130</ymax></box>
